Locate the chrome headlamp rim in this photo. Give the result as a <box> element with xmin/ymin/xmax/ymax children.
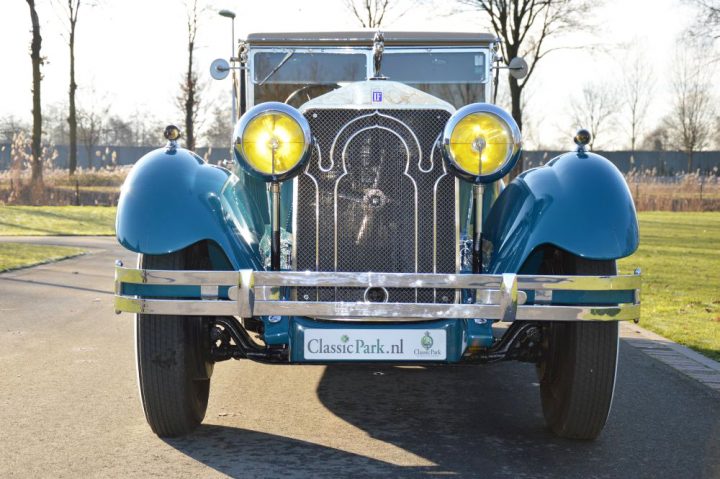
<box><xmin>441</xmin><ymin>103</ymin><xmax>522</xmax><ymax>184</ymax></box>
<box><xmin>233</xmin><ymin>101</ymin><xmax>313</xmax><ymax>182</ymax></box>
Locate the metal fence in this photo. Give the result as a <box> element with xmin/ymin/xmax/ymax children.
<box><xmin>522</xmin><ymin>150</ymin><xmax>720</xmax><ymax>175</ymax></box>
<box><xmin>0</xmin><ymin>144</ymin><xmax>233</xmax><ymax>170</ymax></box>
<box><xmin>1</xmin><ymin>144</ymin><xmax>720</xmax><ymax>175</ymax></box>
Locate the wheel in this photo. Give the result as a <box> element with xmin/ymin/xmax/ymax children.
<box><xmin>135</xmin><ymin>246</ymin><xmax>214</xmax><ymax>437</ymax></box>
<box><xmin>536</xmin><ymin>252</ymin><xmax>619</xmax><ymax>440</ymax></box>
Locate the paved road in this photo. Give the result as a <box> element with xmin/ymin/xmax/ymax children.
<box><xmin>1</xmin><ymin>237</ymin><xmax>719</xmax><ymax>479</ymax></box>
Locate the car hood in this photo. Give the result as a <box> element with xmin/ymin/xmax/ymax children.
<box><xmin>298</xmin><ymin>80</ymin><xmax>455</xmax><ymax>113</ymax></box>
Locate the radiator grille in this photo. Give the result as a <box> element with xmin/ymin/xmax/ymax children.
<box><xmin>295</xmin><ymin>109</ymin><xmax>456</xmax><ymax>304</ymax></box>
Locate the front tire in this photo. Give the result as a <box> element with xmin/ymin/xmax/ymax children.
<box><xmin>135</xmin><ymin>248</ymin><xmax>213</xmax><ymax>437</ymax></box>
<box><xmin>536</xmin><ymin>253</ymin><xmax>619</xmax><ymax>440</ymax></box>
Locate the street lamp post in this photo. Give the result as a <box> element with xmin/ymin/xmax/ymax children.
<box><xmin>218</xmin><ymin>9</ymin><xmax>237</xmax><ymax>122</ymax></box>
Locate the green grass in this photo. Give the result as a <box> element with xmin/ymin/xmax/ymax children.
<box><xmin>619</xmin><ymin>212</ymin><xmax>720</xmax><ymax>361</ymax></box>
<box><xmin>0</xmin><ymin>242</ymin><xmax>85</xmax><ymax>272</ymax></box>
<box><xmin>0</xmin><ymin>206</ymin><xmax>116</xmax><ymax>235</ymax></box>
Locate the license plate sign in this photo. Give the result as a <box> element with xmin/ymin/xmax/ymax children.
<box><xmin>303</xmin><ymin>329</ymin><xmax>446</xmax><ymax>361</ymax></box>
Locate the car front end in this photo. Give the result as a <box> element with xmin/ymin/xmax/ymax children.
<box><xmin>114</xmin><ymin>31</ymin><xmax>641</xmax><ymax>439</ymax></box>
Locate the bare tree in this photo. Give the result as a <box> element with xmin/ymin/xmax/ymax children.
<box><xmin>203</xmin><ymin>105</ymin><xmax>233</xmax><ymax>148</ymax></box>
<box><xmin>641</xmin><ymin>125</ymin><xmax>670</xmax><ymax>151</ymax></box>
<box><xmin>178</xmin><ymin>0</ymin><xmax>203</xmax><ymax>151</ymax></box>
<box><xmin>687</xmin><ymin>0</ymin><xmax>720</xmax><ymax>42</ymax></box>
<box><xmin>26</xmin><ymin>0</ymin><xmax>44</xmax><ymax>185</ymax></box>
<box><xmin>45</xmin><ymin>102</ymin><xmax>70</xmax><ymax>145</ymax></box>
<box><xmin>569</xmin><ymin>82</ymin><xmax>618</xmax><ymax>150</ymax></box>
<box><xmin>78</xmin><ymin>102</ymin><xmax>110</xmax><ymax>169</ymax></box>
<box><xmin>105</xmin><ymin>116</ymin><xmax>135</xmax><ymax>146</ymax></box>
<box><xmin>345</xmin><ymin>0</ymin><xmax>391</xmax><ymax>28</ymax></box>
<box><xmin>460</xmin><ymin>0</ymin><xmax>598</xmax><ymax>176</ymax></box>
<box><xmin>620</xmin><ymin>51</ymin><xmax>655</xmax><ymax>153</ymax></box>
<box><xmin>0</xmin><ymin>116</ymin><xmax>30</xmax><ymax>144</ymax></box>
<box><xmin>58</xmin><ymin>0</ymin><xmax>83</xmax><ymax>175</ymax></box>
<box><xmin>663</xmin><ymin>44</ymin><xmax>716</xmax><ymax>171</ymax></box>
<box><xmin>131</xmin><ymin>110</ymin><xmax>162</xmax><ymax>146</ymax></box>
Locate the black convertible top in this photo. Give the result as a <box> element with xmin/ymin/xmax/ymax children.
<box><xmin>246</xmin><ymin>31</ymin><xmax>497</xmax><ymax>47</ymax></box>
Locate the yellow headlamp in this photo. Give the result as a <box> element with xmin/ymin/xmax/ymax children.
<box><xmin>442</xmin><ymin>104</ymin><xmax>521</xmax><ymax>183</ymax></box>
<box><xmin>234</xmin><ymin>102</ymin><xmax>312</xmax><ymax>181</ymax></box>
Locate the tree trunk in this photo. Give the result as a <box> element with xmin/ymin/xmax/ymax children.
<box><xmin>27</xmin><ymin>0</ymin><xmax>43</xmax><ymax>186</ymax></box>
<box><xmin>68</xmin><ymin>24</ymin><xmax>78</xmax><ymax>175</ymax></box>
<box><xmin>687</xmin><ymin>151</ymin><xmax>693</xmax><ymax>173</ymax></box>
<box><xmin>508</xmin><ymin>74</ymin><xmax>524</xmax><ymax>181</ymax></box>
<box><xmin>185</xmin><ymin>41</ymin><xmax>195</xmax><ymax>151</ymax></box>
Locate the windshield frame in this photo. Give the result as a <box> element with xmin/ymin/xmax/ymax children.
<box><xmin>246</xmin><ymin>45</ymin><xmax>492</xmax><ymax>109</ymax></box>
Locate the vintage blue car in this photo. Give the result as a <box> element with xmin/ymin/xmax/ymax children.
<box><xmin>113</xmin><ymin>31</ymin><xmax>641</xmax><ymax>440</ymax></box>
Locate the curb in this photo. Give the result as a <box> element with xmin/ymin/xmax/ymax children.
<box><xmin>621</xmin><ymin>322</ymin><xmax>720</xmax><ymax>393</ymax></box>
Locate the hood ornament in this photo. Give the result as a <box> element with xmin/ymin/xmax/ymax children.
<box><xmin>371</xmin><ymin>31</ymin><xmax>386</xmax><ymax>80</ymax></box>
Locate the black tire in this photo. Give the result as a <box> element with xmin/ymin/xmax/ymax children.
<box><xmin>136</xmin><ymin>249</ymin><xmax>214</xmax><ymax>437</ymax></box>
<box><xmin>536</xmin><ymin>253</ymin><xmax>619</xmax><ymax>440</ymax></box>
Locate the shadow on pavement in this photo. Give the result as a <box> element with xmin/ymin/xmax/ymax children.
<box><xmin>0</xmin><ymin>220</ymin><xmax>63</xmax><ymax>235</ymax></box>
<box><xmin>0</xmin><ymin>276</ymin><xmax>112</xmax><ymax>295</ymax></box>
<box><xmin>166</xmin><ymin>344</ymin><xmax>720</xmax><ymax>479</ymax></box>
<box><xmin>165</xmin><ymin>425</ymin><xmax>423</xmax><ymax>478</ymax></box>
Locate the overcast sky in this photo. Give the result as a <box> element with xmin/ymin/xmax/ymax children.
<box><xmin>0</xmin><ymin>0</ymin><xmax>707</xmax><ymax>149</ymax></box>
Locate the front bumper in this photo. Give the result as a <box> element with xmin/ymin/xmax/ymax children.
<box><xmin>114</xmin><ymin>267</ymin><xmax>641</xmax><ymax>322</ymax></box>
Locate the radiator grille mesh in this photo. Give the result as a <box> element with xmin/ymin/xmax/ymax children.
<box><xmin>295</xmin><ymin>109</ymin><xmax>456</xmax><ymax>304</ymax></box>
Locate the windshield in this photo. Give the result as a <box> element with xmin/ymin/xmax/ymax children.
<box><xmin>253</xmin><ymin>51</ymin><xmax>367</xmax><ymax>107</ymax></box>
<box><xmin>383</xmin><ymin>51</ymin><xmax>486</xmax><ymax>107</ymax></box>
<box><xmin>383</xmin><ymin>51</ymin><xmax>486</xmax><ymax>83</ymax></box>
<box><xmin>253</xmin><ymin>51</ymin><xmax>367</xmax><ymax>84</ymax></box>
<box><xmin>251</xmin><ymin>48</ymin><xmax>487</xmax><ymax>108</ymax></box>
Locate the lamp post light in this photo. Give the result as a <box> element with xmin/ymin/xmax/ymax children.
<box><xmin>218</xmin><ymin>9</ymin><xmax>237</xmax><ymax>122</ymax></box>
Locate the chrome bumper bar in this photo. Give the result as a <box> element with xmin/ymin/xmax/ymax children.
<box><xmin>114</xmin><ymin>266</ymin><xmax>641</xmax><ymax>322</ymax></box>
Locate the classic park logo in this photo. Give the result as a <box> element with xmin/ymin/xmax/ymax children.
<box><xmin>305</xmin><ymin>330</ymin><xmax>444</xmax><ymax>359</ymax></box>
<box><xmin>420</xmin><ymin>331</ymin><xmax>434</xmax><ymax>350</ymax></box>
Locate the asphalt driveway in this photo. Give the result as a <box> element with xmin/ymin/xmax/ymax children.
<box><xmin>0</xmin><ymin>237</ymin><xmax>718</xmax><ymax>478</ymax></box>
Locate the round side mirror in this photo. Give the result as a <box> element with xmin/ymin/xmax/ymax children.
<box><xmin>508</xmin><ymin>57</ymin><xmax>528</xmax><ymax>80</ymax></box>
<box><xmin>210</xmin><ymin>58</ymin><xmax>230</xmax><ymax>81</ymax></box>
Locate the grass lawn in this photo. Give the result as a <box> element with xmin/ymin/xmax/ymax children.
<box><xmin>0</xmin><ymin>242</ymin><xmax>85</xmax><ymax>272</ymax></box>
<box><xmin>619</xmin><ymin>212</ymin><xmax>720</xmax><ymax>361</ymax></box>
<box><xmin>0</xmin><ymin>205</ymin><xmax>116</xmax><ymax>235</ymax></box>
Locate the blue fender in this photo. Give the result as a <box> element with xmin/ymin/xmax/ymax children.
<box><xmin>483</xmin><ymin>150</ymin><xmax>639</xmax><ymax>273</ymax></box>
<box><xmin>116</xmin><ymin>146</ymin><xmax>264</xmax><ymax>270</ymax></box>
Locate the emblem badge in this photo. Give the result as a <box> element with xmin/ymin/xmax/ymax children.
<box><xmin>421</xmin><ymin>331</ymin><xmax>434</xmax><ymax>350</ymax></box>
